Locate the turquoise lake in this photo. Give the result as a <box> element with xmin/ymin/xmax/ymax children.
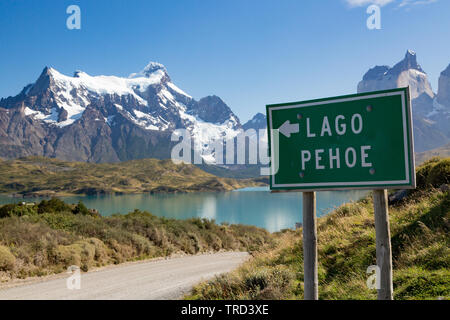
<box><xmin>0</xmin><ymin>187</ymin><xmax>368</xmax><ymax>232</ymax></box>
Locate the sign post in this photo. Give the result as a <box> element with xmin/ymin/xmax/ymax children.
<box><xmin>373</xmin><ymin>189</ymin><xmax>393</xmax><ymax>300</ymax></box>
<box><xmin>266</xmin><ymin>87</ymin><xmax>415</xmax><ymax>300</ymax></box>
<box><xmin>302</xmin><ymin>191</ymin><xmax>318</xmax><ymax>300</ymax></box>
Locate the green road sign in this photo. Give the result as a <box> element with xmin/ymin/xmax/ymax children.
<box><xmin>266</xmin><ymin>87</ymin><xmax>416</xmax><ymax>191</ymax></box>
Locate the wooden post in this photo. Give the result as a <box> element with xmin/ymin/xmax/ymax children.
<box><xmin>302</xmin><ymin>191</ymin><xmax>318</xmax><ymax>300</ymax></box>
<box><xmin>373</xmin><ymin>189</ymin><xmax>393</xmax><ymax>300</ymax></box>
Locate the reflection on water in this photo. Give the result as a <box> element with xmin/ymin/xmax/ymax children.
<box><xmin>0</xmin><ymin>187</ymin><xmax>368</xmax><ymax>232</ymax></box>
<box><xmin>200</xmin><ymin>196</ymin><xmax>217</xmax><ymax>221</ymax></box>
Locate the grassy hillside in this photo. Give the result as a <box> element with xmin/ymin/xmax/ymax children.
<box><xmin>0</xmin><ymin>198</ymin><xmax>274</xmax><ymax>281</ymax></box>
<box><xmin>187</xmin><ymin>158</ymin><xmax>450</xmax><ymax>300</ymax></box>
<box><xmin>416</xmin><ymin>143</ymin><xmax>450</xmax><ymax>165</ymax></box>
<box><xmin>0</xmin><ymin>156</ymin><xmax>266</xmax><ymax>196</ymax></box>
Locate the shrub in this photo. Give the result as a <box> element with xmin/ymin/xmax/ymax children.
<box><xmin>427</xmin><ymin>159</ymin><xmax>450</xmax><ymax>187</ymax></box>
<box><xmin>192</xmin><ymin>274</ymin><xmax>244</xmax><ymax>300</ymax></box>
<box><xmin>0</xmin><ymin>203</ymin><xmax>37</xmax><ymax>218</ymax></box>
<box><xmin>0</xmin><ymin>245</ymin><xmax>16</xmax><ymax>271</ymax></box>
<box><xmin>37</xmin><ymin>198</ymin><xmax>72</xmax><ymax>214</ymax></box>
<box><xmin>244</xmin><ymin>268</ymin><xmax>270</xmax><ymax>291</ymax></box>
<box><xmin>416</xmin><ymin>157</ymin><xmax>450</xmax><ymax>189</ymax></box>
<box><xmin>72</xmin><ymin>201</ymin><xmax>89</xmax><ymax>215</ymax></box>
<box><xmin>85</xmin><ymin>238</ymin><xmax>109</xmax><ymax>265</ymax></box>
<box><xmin>53</xmin><ymin>244</ymin><xmax>82</xmax><ymax>267</ymax></box>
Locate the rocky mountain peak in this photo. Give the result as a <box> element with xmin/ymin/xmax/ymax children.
<box><xmin>389</xmin><ymin>50</ymin><xmax>424</xmax><ymax>76</ymax></box>
<box><xmin>129</xmin><ymin>61</ymin><xmax>170</xmax><ymax>82</ymax></box>
<box><xmin>358</xmin><ymin>50</ymin><xmax>434</xmax><ymax>100</ymax></box>
<box><xmin>26</xmin><ymin>66</ymin><xmax>55</xmax><ymax>97</ymax></box>
<box><xmin>243</xmin><ymin>112</ymin><xmax>267</xmax><ymax>131</ymax></box>
<box><xmin>362</xmin><ymin>65</ymin><xmax>390</xmax><ymax>81</ymax></box>
<box><xmin>142</xmin><ymin>62</ymin><xmax>166</xmax><ymax>75</ymax></box>
<box><xmin>41</xmin><ymin>66</ymin><xmax>53</xmax><ymax>75</ymax></box>
<box><xmin>194</xmin><ymin>95</ymin><xmax>240</xmax><ymax>126</ymax></box>
<box><xmin>251</xmin><ymin>112</ymin><xmax>265</xmax><ymax>120</ymax></box>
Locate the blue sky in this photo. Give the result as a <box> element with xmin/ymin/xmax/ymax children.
<box><xmin>0</xmin><ymin>0</ymin><xmax>448</xmax><ymax>122</ymax></box>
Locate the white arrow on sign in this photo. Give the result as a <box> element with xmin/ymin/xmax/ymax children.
<box><xmin>278</xmin><ymin>120</ymin><xmax>299</xmax><ymax>138</ymax></box>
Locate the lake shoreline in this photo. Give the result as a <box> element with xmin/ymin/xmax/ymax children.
<box><xmin>0</xmin><ymin>156</ymin><xmax>268</xmax><ymax>197</ymax></box>
<box><xmin>0</xmin><ymin>182</ymin><xmax>269</xmax><ymax>199</ymax></box>
<box><xmin>0</xmin><ymin>188</ymin><xmax>369</xmax><ymax>233</ymax></box>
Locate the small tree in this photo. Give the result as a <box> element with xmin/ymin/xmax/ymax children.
<box><xmin>73</xmin><ymin>201</ymin><xmax>89</xmax><ymax>215</ymax></box>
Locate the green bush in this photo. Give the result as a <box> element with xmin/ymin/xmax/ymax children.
<box><xmin>416</xmin><ymin>158</ymin><xmax>450</xmax><ymax>189</ymax></box>
<box><xmin>37</xmin><ymin>198</ymin><xmax>72</xmax><ymax>214</ymax></box>
<box><xmin>427</xmin><ymin>159</ymin><xmax>450</xmax><ymax>187</ymax></box>
<box><xmin>0</xmin><ymin>245</ymin><xmax>16</xmax><ymax>271</ymax></box>
<box><xmin>0</xmin><ymin>203</ymin><xmax>37</xmax><ymax>218</ymax></box>
<box><xmin>244</xmin><ymin>268</ymin><xmax>270</xmax><ymax>291</ymax></box>
<box><xmin>72</xmin><ymin>201</ymin><xmax>89</xmax><ymax>215</ymax></box>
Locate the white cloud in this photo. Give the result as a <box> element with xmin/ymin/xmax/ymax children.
<box><xmin>345</xmin><ymin>0</ymin><xmax>395</xmax><ymax>7</ymax></box>
<box><xmin>398</xmin><ymin>0</ymin><xmax>437</xmax><ymax>7</ymax></box>
<box><xmin>345</xmin><ymin>0</ymin><xmax>438</xmax><ymax>8</ymax></box>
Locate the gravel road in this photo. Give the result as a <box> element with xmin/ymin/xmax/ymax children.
<box><xmin>0</xmin><ymin>251</ymin><xmax>249</xmax><ymax>300</ymax></box>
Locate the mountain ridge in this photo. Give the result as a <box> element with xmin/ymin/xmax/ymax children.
<box><xmin>0</xmin><ymin>52</ymin><xmax>449</xmax><ymax>165</ymax></box>
<box><xmin>0</xmin><ymin>62</ymin><xmax>242</xmax><ymax>162</ymax></box>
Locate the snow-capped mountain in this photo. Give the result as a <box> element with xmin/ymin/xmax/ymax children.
<box><xmin>357</xmin><ymin>50</ymin><xmax>450</xmax><ymax>152</ymax></box>
<box><xmin>0</xmin><ymin>62</ymin><xmax>242</xmax><ymax>162</ymax></box>
<box><xmin>1</xmin><ymin>53</ymin><xmax>449</xmax><ymax>165</ymax></box>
